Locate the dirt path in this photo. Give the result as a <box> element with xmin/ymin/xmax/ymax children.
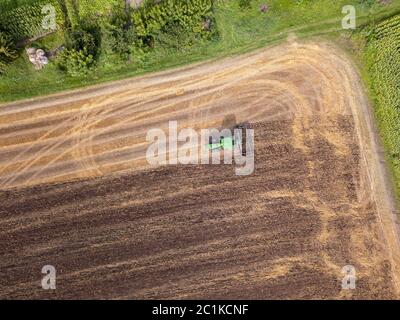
<box><xmin>0</xmin><ymin>39</ymin><xmax>399</xmax><ymax>298</ymax></box>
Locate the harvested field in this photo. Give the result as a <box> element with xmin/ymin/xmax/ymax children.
<box><xmin>0</xmin><ymin>41</ymin><xmax>399</xmax><ymax>299</ymax></box>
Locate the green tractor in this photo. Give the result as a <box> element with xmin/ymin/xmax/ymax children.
<box><xmin>207</xmin><ymin>122</ymin><xmax>252</xmax><ymax>156</ymax></box>
<box><xmin>207</xmin><ymin>135</ymin><xmax>234</xmax><ymax>151</ymax></box>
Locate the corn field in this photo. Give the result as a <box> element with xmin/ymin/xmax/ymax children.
<box><xmin>0</xmin><ymin>0</ymin><xmax>62</xmax><ymax>41</ymax></box>
<box><xmin>367</xmin><ymin>14</ymin><xmax>400</xmax><ymax>193</ymax></box>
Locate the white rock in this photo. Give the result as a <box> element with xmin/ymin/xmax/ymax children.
<box><xmin>26</xmin><ymin>47</ymin><xmax>36</xmax><ymax>55</ymax></box>
<box><xmin>39</xmin><ymin>56</ymin><xmax>49</xmax><ymax>65</ymax></box>
<box><xmin>36</xmin><ymin>49</ymin><xmax>45</xmax><ymax>57</ymax></box>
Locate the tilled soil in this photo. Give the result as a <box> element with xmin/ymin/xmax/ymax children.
<box><xmin>0</xmin><ymin>117</ymin><xmax>396</xmax><ymax>299</ymax></box>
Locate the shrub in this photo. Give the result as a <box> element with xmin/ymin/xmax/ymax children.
<box><xmin>0</xmin><ymin>31</ymin><xmax>18</xmax><ymax>74</ymax></box>
<box><xmin>66</xmin><ymin>27</ymin><xmax>97</xmax><ymax>56</ymax></box>
<box><xmin>238</xmin><ymin>0</ymin><xmax>252</xmax><ymax>9</ymax></box>
<box><xmin>153</xmin><ymin>21</ymin><xmax>198</xmax><ymax>50</ymax></box>
<box><xmin>131</xmin><ymin>0</ymin><xmax>216</xmax><ymax>50</ymax></box>
<box><xmin>58</xmin><ymin>48</ymin><xmax>94</xmax><ymax>77</ymax></box>
<box><xmin>358</xmin><ymin>0</ymin><xmax>377</xmax><ymax>7</ymax></box>
<box><xmin>101</xmin><ymin>2</ymin><xmax>137</xmax><ymax>58</ymax></box>
<box><xmin>61</xmin><ymin>20</ymin><xmax>101</xmax><ymax>75</ymax></box>
<box><xmin>78</xmin><ymin>0</ymin><xmax>120</xmax><ymax>19</ymax></box>
<box><xmin>57</xmin><ymin>8</ymin><xmax>101</xmax><ymax>76</ymax></box>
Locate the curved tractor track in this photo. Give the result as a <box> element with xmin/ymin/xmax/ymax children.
<box><xmin>0</xmin><ymin>40</ymin><xmax>399</xmax><ymax>299</ymax></box>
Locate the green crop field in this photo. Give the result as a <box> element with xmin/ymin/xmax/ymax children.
<box><xmin>0</xmin><ymin>0</ymin><xmax>61</xmax><ymax>41</ymax></box>
<box><xmin>361</xmin><ymin>13</ymin><xmax>400</xmax><ymax>199</ymax></box>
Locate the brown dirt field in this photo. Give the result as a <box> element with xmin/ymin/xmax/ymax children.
<box><xmin>0</xmin><ymin>40</ymin><xmax>399</xmax><ymax>299</ymax></box>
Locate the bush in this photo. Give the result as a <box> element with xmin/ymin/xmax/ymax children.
<box><xmin>101</xmin><ymin>2</ymin><xmax>137</xmax><ymax>58</ymax></box>
<box><xmin>58</xmin><ymin>48</ymin><xmax>94</xmax><ymax>77</ymax></box>
<box><xmin>358</xmin><ymin>0</ymin><xmax>377</xmax><ymax>7</ymax></box>
<box><xmin>66</xmin><ymin>28</ymin><xmax>96</xmax><ymax>55</ymax></box>
<box><xmin>153</xmin><ymin>21</ymin><xmax>198</xmax><ymax>50</ymax></box>
<box><xmin>59</xmin><ymin>21</ymin><xmax>101</xmax><ymax>75</ymax></box>
<box><xmin>131</xmin><ymin>0</ymin><xmax>216</xmax><ymax>51</ymax></box>
<box><xmin>0</xmin><ymin>31</ymin><xmax>18</xmax><ymax>74</ymax></box>
<box><xmin>65</xmin><ymin>22</ymin><xmax>101</xmax><ymax>57</ymax></box>
<box><xmin>238</xmin><ymin>0</ymin><xmax>252</xmax><ymax>9</ymax></box>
